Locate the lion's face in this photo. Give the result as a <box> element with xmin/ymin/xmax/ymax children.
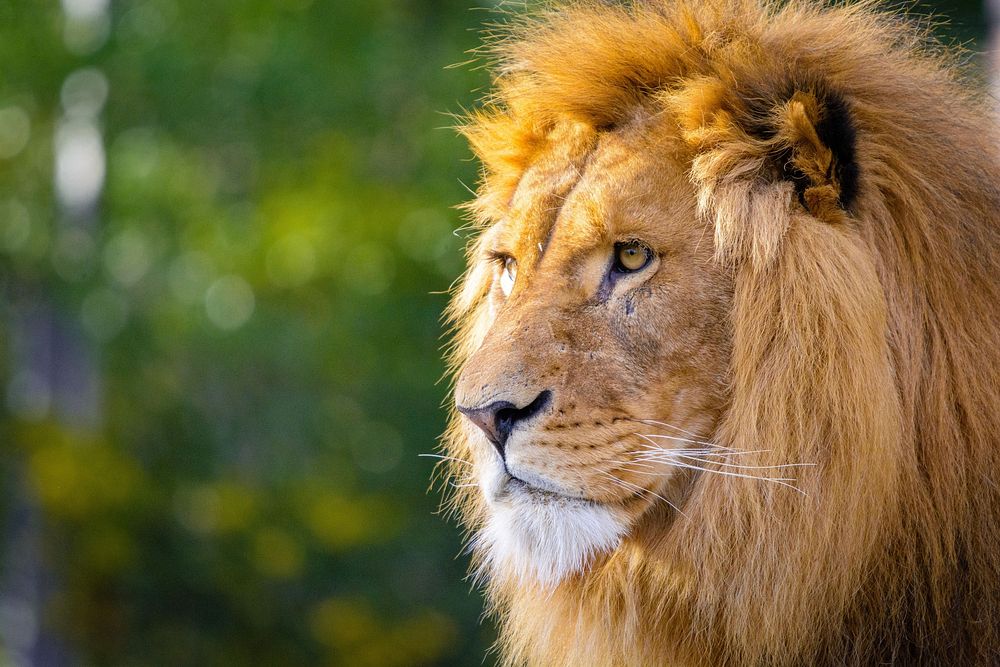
<box><xmin>454</xmin><ymin>120</ymin><xmax>732</xmax><ymax>585</ymax></box>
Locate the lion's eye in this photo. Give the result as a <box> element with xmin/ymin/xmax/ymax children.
<box><xmin>613</xmin><ymin>241</ymin><xmax>652</xmax><ymax>273</ymax></box>
<box><xmin>499</xmin><ymin>256</ymin><xmax>517</xmax><ymax>297</ymax></box>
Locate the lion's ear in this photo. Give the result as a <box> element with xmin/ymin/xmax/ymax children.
<box><xmin>772</xmin><ymin>90</ymin><xmax>859</xmax><ymax>221</ymax></box>
<box><xmin>665</xmin><ymin>79</ymin><xmax>860</xmax><ymax>266</ymax></box>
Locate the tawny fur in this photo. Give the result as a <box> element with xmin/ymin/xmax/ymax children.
<box><xmin>441</xmin><ymin>1</ymin><xmax>1000</xmax><ymax>665</ymax></box>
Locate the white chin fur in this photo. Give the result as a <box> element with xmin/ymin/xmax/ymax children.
<box><xmin>474</xmin><ymin>479</ymin><xmax>627</xmax><ymax>588</ymax></box>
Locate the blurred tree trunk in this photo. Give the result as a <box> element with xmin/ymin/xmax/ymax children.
<box><xmin>0</xmin><ymin>2</ymin><xmax>108</xmax><ymax>663</ymax></box>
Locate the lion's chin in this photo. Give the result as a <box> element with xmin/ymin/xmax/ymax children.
<box><xmin>475</xmin><ymin>472</ymin><xmax>628</xmax><ymax>588</ymax></box>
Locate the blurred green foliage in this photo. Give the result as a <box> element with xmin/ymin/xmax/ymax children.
<box><xmin>0</xmin><ymin>0</ymin><xmax>492</xmax><ymax>664</ymax></box>
<box><xmin>0</xmin><ymin>0</ymin><xmax>988</xmax><ymax>665</ymax></box>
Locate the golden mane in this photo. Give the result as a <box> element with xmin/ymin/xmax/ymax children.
<box><xmin>443</xmin><ymin>1</ymin><xmax>1000</xmax><ymax>664</ymax></box>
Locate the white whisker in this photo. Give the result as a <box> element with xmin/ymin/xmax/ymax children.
<box><xmin>633</xmin><ymin>433</ymin><xmax>749</xmax><ymax>456</ymax></box>
<box><xmin>633</xmin><ymin>418</ymin><xmax>704</xmax><ymax>440</ymax></box>
<box><xmin>599</xmin><ymin>471</ymin><xmax>688</xmax><ymax>518</ymax></box>
<box><xmin>636</xmin><ymin>431</ymin><xmax>744</xmax><ymax>453</ymax></box>
<box><xmin>628</xmin><ymin>429</ymin><xmax>815</xmax><ymax>493</ymax></box>
<box><xmin>672</xmin><ymin>453</ymin><xmax>816</xmax><ymax>471</ymax></box>
<box><xmin>634</xmin><ymin>446</ymin><xmax>814</xmax><ymax>471</ymax></box>
<box><xmin>637</xmin><ymin>458</ymin><xmax>807</xmax><ymax>495</ymax></box>
<box><xmin>608</xmin><ymin>458</ymin><xmax>661</xmax><ymax>472</ymax></box>
<box><xmin>419</xmin><ymin>453</ymin><xmax>475</xmax><ymax>466</ymax></box>
<box><xmin>634</xmin><ymin>443</ymin><xmax>765</xmax><ymax>458</ymax></box>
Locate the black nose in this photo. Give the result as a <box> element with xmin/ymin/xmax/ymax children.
<box><xmin>457</xmin><ymin>390</ymin><xmax>552</xmax><ymax>459</ymax></box>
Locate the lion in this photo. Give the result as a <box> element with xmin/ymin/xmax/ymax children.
<box><xmin>439</xmin><ymin>1</ymin><xmax>1000</xmax><ymax>665</ymax></box>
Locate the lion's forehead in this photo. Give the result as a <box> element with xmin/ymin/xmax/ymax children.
<box><xmin>500</xmin><ymin>129</ymin><xmax>597</xmax><ymax>262</ymax></box>
<box><xmin>501</xmin><ymin>130</ymin><xmax>698</xmax><ymax>268</ymax></box>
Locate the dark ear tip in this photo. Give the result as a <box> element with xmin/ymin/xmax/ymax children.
<box><xmin>741</xmin><ymin>82</ymin><xmax>860</xmax><ymax>214</ymax></box>
<box><xmin>813</xmin><ymin>89</ymin><xmax>860</xmax><ymax>210</ymax></box>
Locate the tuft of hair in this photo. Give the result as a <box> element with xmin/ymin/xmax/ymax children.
<box><xmin>445</xmin><ymin>1</ymin><xmax>1000</xmax><ymax>665</ymax></box>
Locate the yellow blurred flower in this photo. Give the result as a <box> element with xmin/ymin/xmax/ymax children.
<box><xmin>21</xmin><ymin>425</ymin><xmax>143</xmax><ymax>519</ymax></box>
<box><xmin>81</xmin><ymin>523</ymin><xmax>136</xmax><ymax>574</ymax></box>
<box><xmin>308</xmin><ymin>597</ymin><xmax>377</xmax><ymax>650</ymax></box>
<box><xmin>309</xmin><ymin>598</ymin><xmax>456</xmax><ymax>666</ymax></box>
<box><xmin>174</xmin><ymin>480</ymin><xmax>257</xmax><ymax>535</ymax></box>
<box><xmin>252</xmin><ymin>526</ymin><xmax>304</xmax><ymax>579</ymax></box>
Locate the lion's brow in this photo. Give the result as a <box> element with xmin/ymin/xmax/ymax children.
<box><xmin>520</xmin><ymin>141</ymin><xmax>605</xmax><ymax>266</ymax></box>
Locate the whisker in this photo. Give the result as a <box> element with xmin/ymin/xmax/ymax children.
<box><xmin>634</xmin><ymin>443</ymin><xmax>767</xmax><ymax>459</ymax></box>
<box><xmin>633</xmin><ymin>418</ymin><xmax>704</xmax><ymax>440</ymax></box>
<box><xmin>625</xmin><ymin>453</ymin><xmax>801</xmax><ymax>484</ymax></box>
<box><xmin>419</xmin><ymin>453</ymin><xmax>475</xmax><ymax>466</ymax></box>
<box><xmin>633</xmin><ymin>447</ymin><xmax>814</xmax><ymax>471</ymax></box>
<box><xmin>633</xmin><ymin>433</ymin><xmax>753</xmax><ymax>457</ymax></box>
<box><xmin>634</xmin><ymin>452</ymin><xmax>795</xmax><ymax>478</ymax></box>
<box><xmin>672</xmin><ymin>453</ymin><xmax>816</xmax><ymax>471</ymax></box>
<box><xmin>643</xmin><ymin>459</ymin><xmax>806</xmax><ymax>495</ymax></box>
<box><xmin>619</xmin><ymin>421</ymin><xmax>814</xmax><ymax>496</ymax></box>
<box><xmin>598</xmin><ymin>470</ymin><xmax>688</xmax><ymax>518</ymax></box>
<box><xmin>636</xmin><ymin>431</ymin><xmax>744</xmax><ymax>453</ymax></box>
<box><xmin>608</xmin><ymin>458</ymin><xmax>661</xmax><ymax>472</ymax></box>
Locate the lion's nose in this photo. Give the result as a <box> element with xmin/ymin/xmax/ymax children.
<box><xmin>457</xmin><ymin>390</ymin><xmax>552</xmax><ymax>459</ymax></box>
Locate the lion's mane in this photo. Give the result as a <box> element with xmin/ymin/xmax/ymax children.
<box><xmin>443</xmin><ymin>1</ymin><xmax>1000</xmax><ymax>664</ymax></box>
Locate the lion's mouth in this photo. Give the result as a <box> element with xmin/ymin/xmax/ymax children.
<box><xmin>495</xmin><ymin>471</ymin><xmax>592</xmax><ymax>504</ymax></box>
<box><xmin>492</xmin><ymin>466</ymin><xmax>672</xmax><ymax>509</ymax></box>
<box><xmin>506</xmin><ymin>475</ymin><xmax>564</xmax><ymax>498</ymax></box>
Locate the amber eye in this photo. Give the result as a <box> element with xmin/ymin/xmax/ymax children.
<box><xmin>499</xmin><ymin>256</ymin><xmax>517</xmax><ymax>297</ymax></box>
<box><xmin>614</xmin><ymin>241</ymin><xmax>652</xmax><ymax>273</ymax></box>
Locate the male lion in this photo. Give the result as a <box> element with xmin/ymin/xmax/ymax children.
<box><xmin>441</xmin><ymin>0</ymin><xmax>1000</xmax><ymax>664</ymax></box>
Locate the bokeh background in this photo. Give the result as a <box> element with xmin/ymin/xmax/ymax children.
<box><xmin>0</xmin><ymin>1</ymin><xmax>993</xmax><ymax>665</ymax></box>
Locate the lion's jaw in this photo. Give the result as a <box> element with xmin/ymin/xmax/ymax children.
<box><xmin>474</xmin><ymin>460</ymin><xmax>630</xmax><ymax>586</ymax></box>
<box><xmin>454</xmin><ymin>122</ymin><xmax>732</xmax><ymax>588</ymax></box>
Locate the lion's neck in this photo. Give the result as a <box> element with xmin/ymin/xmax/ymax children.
<box><xmin>492</xmin><ymin>539</ymin><xmax>703</xmax><ymax>666</ymax></box>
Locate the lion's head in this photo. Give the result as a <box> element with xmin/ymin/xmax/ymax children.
<box><xmin>453</xmin><ymin>119</ymin><xmax>734</xmax><ymax>586</ymax></box>
<box><xmin>441</xmin><ymin>1</ymin><xmax>1000</xmax><ymax>665</ymax></box>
